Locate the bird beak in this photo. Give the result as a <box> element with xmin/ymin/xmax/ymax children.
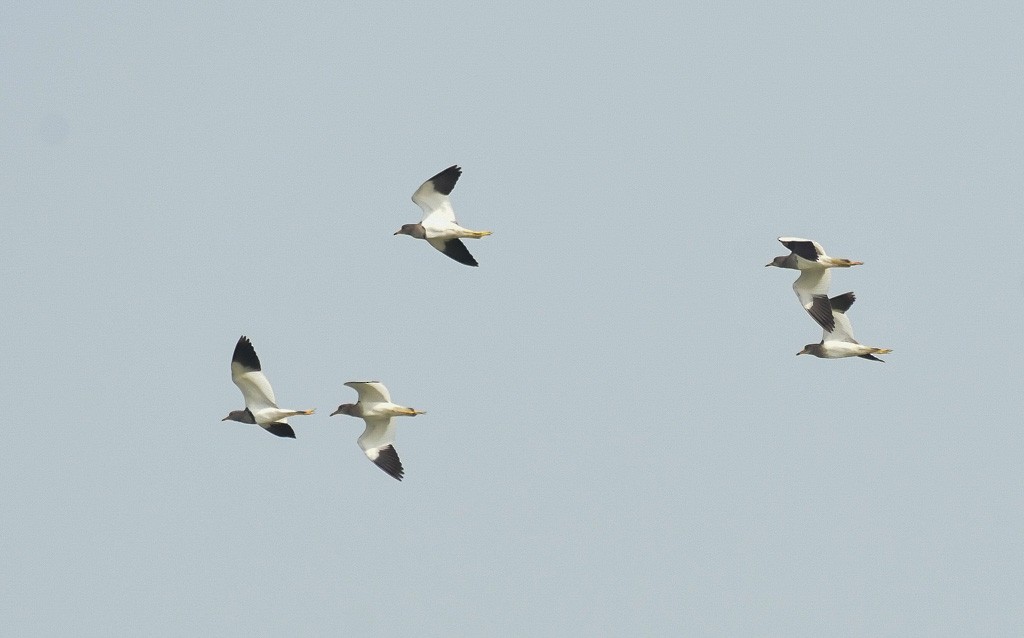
<box><xmin>329</xmin><ymin>409</ymin><xmax>341</xmax><ymax>416</ymax></box>
<box><xmin>393</xmin><ymin>229</ymin><xmax>402</xmax><ymax>235</ymax></box>
<box><xmin>221</xmin><ymin>416</ymin><xmax>230</xmax><ymax>421</ymax></box>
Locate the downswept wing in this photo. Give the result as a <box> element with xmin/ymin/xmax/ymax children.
<box><xmin>426</xmin><ymin>237</ymin><xmax>478</xmax><ymax>267</ymax></box>
<box><xmin>412</xmin><ymin>165</ymin><xmax>461</xmax><ymax>226</ymax></box>
<box><xmin>357</xmin><ymin>416</ymin><xmax>404</xmax><ymax>481</ymax></box>
<box><xmin>792</xmin><ymin>268</ymin><xmax>834</xmax><ymax>332</ymax></box>
<box><xmin>261</xmin><ymin>422</ymin><xmax>296</xmax><ymax>438</ymax></box>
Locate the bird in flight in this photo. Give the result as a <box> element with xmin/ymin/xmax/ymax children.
<box><xmin>394</xmin><ymin>165</ymin><xmax>491</xmax><ymax>267</ymax></box>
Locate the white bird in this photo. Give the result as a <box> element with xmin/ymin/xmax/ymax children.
<box><xmin>766</xmin><ymin>237</ymin><xmax>864</xmax><ymax>331</ymax></box>
<box><xmin>797</xmin><ymin>292</ymin><xmax>893</xmax><ymax>361</ymax></box>
<box><xmin>222</xmin><ymin>336</ymin><xmax>315</xmax><ymax>438</ymax></box>
<box><xmin>330</xmin><ymin>381</ymin><xmax>426</xmax><ymax>481</ymax></box>
<box><xmin>394</xmin><ymin>165</ymin><xmax>491</xmax><ymax>267</ymax></box>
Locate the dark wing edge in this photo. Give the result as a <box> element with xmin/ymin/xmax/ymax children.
<box><xmin>808</xmin><ymin>295</ymin><xmax>835</xmax><ymax>332</ymax></box>
<box><xmin>232</xmin><ymin>335</ymin><xmax>262</xmax><ymax>371</ymax></box>
<box><xmin>781</xmin><ymin>239</ymin><xmax>820</xmax><ymax>262</ymax></box>
<box><xmin>372</xmin><ymin>445</ymin><xmax>405</xmax><ymax>481</ymax></box>
<box><xmin>829</xmin><ymin>291</ymin><xmax>856</xmax><ymax>314</ymax></box>
<box><xmin>858</xmin><ymin>354</ymin><xmax>885</xmax><ymax>362</ymax></box>
<box><xmin>262</xmin><ymin>422</ymin><xmax>296</xmax><ymax>438</ymax></box>
<box><xmin>438</xmin><ymin>238</ymin><xmax>479</xmax><ymax>267</ymax></box>
<box><xmin>428</xmin><ymin>165</ymin><xmax>462</xmax><ymax>196</ymax></box>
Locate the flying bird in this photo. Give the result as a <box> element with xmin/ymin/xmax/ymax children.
<box><xmin>394</xmin><ymin>165</ymin><xmax>491</xmax><ymax>267</ymax></box>
<box><xmin>222</xmin><ymin>335</ymin><xmax>315</xmax><ymax>438</ymax></box>
<box><xmin>330</xmin><ymin>381</ymin><xmax>426</xmax><ymax>481</ymax></box>
<box><xmin>797</xmin><ymin>292</ymin><xmax>893</xmax><ymax>361</ymax></box>
<box><xmin>766</xmin><ymin>237</ymin><xmax>864</xmax><ymax>332</ymax></box>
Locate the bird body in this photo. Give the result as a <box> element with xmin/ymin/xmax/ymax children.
<box><xmin>222</xmin><ymin>336</ymin><xmax>314</xmax><ymax>438</ymax></box>
<box><xmin>330</xmin><ymin>381</ymin><xmax>425</xmax><ymax>481</ymax></box>
<box><xmin>797</xmin><ymin>292</ymin><xmax>892</xmax><ymax>362</ymax></box>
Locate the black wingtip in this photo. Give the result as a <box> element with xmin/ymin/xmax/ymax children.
<box><xmin>232</xmin><ymin>335</ymin><xmax>261</xmax><ymax>371</ymax></box>
<box><xmin>808</xmin><ymin>296</ymin><xmax>835</xmax><ymax>332</ymax></box>
<box><xmin>373</xmin><ymin>445</ymin><xmax>405</xmax><ymax>481</ymax></box>
<box><xmin>858</xmin><ymin>354</ymin><xmax>885</xmax><ymax>362</ymax></box>
<box><xmin>782</xmin><ymin>239</ymin><xmax>819</xmax><ymax>262</ymax></box>
<box><xmin>829</xmin><ymin>291</ymin><xmax>856</xmax><ymax>314</ymax></box>
<box><xmin>428</xmin><ymin>165</ymin><xmax>462</xmax><ymax>196</ymax></box>
<box><xmin>441</xmin><ymin>238</ymin><xmax>479</xmax><ymax>267</ymax></box>
<box><xmin>263</xmin><ymin>422</ymin><xmax>296</xmax><ymax>438</ymax></box>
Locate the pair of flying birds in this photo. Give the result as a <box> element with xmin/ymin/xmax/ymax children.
<box><xmin>223</xmin><ymin>336</ymin><xmax>421</xmax><ymax>481</ymax></box>
<box><xmin>766</xmin><ymin>237</ymin><xmax>893</xmax><ymax>361</ymax></box>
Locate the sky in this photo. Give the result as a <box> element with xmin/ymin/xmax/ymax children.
<box><xmin>2</xmin><ymin>1</ymin><xmax>1023</xmax><ymax>635</ymax></box>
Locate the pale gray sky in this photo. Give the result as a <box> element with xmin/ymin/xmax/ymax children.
<box><xmin>2</xmin><ymin>2</ymin><xmax>1023</xmax><ymax>636</ymax></box>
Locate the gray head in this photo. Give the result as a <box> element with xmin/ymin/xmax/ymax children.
<box><xmin>797</xmin><ymin>343</ymin><xmax>825</xmax><ymax>358</ymax></box>
<box><xmin>766</xmin><ymin>254</ymin><xmax>798</xmax><ymax>269</ymax></box>
<box><xmin>394</xmin><ymin>223</ymin><xmax>426</xmax><ymax>239</ymax></box>
<box><xmin>330</xmin><ymin>403</ymin><xmax>360</xmax><ymax>417</ymax></box>
<box><xmin>222</xmin><ymin>408</ymin><xmax>256</xmax><ymax>424</ymax></box>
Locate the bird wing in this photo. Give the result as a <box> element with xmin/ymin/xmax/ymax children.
<box><xmin>778</xmin><ymin>237</ymin><xmax>825</xmax><ymax>262</ymax></box>
<box><xmin>230</xmin><ymin>336</ymin><xmax>278</xmax><ymax>411</ymax></box>
<box><xmin>426</xmin><ymin>237</ymin><xmax>478</xmax><ymax>267</ymax></box>
<box><xmin>358</xmin><ymin>416</ymin><xmax>404</xmax><ymax>481</ymax></box>
<box><xmin>345</xmin><ymin>381</ymin><xmax>392</xmax><ymax>404</ymax></box>
<box><xmin>793</xmin><ymin>268</ymin><xmax>834</xmax><ymax>331</ymax></box>
<box><xmin>412</xmin><ymin>165</ymin><xmax>461</xmax><ymax>225</ymax></box>
<box><xmin>260</xmin><ymin>422</ymin><xmax>296</xmax><ymax>438</ymax></box>
<box><xmin>824</xmin><ymin>292</ymin><xmax>858</xmax><ymax>343</ymax></box>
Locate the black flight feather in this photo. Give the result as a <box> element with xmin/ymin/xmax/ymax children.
<box><xmin>782</xmin><ymin>239</ymin><xmax>820</xmax><ymax>262</ymax></box>
<box><xmin>232</xmin><ymin>335</ymin><xmax>261</xmax><ymax>371</ymax></box>
<box><xmin>262</xmin><ymin>422</ymin><xmax>296</xmax><ymax>438</ymax></box>
<box><xmin>427</xmin><ymin>165</ymin><xmax>462</xmax><ymax>196</ymax></box>
<box><xmin>808</xmin><ymin>295</ymin><xmax>835</xmax><ymax>332</ymax></box>
<box><xmin>440</xmin><ymin>238</ymin><xmax>479</xmax><ymax>267</ymax></box>
<box><xmin>372</xmin><ymin>445</ymin><xmax>405</xmax><ymax>481</ymax></box>
<box><xmin>828</xmin><ymin>292</ymin><xmax>856</xmax><ymax>314</ymax></box>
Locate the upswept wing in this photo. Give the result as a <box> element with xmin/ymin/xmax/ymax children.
<box><xmin>824</xmin><ymin>292</ymin><xmax>858</xmax><ymax>343</ymax></box>
<box><xmin>778</xmin><ymin>237</ymin><xmax>825</xmax><ymax>263</ymax></box>
<box><xmin>231</xmin><ymin>336</ymin><xmax>278</xmax><ymax>411</ymax></box>
<box><xmin>412</xmin><ymin>165</ymin><xmax>461</xmax><ymax>225</ymax></box>
<box><xmin>345</xmin><ymin>381</ymin><xmax>392</xmax><ymax>404</ymax></box>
